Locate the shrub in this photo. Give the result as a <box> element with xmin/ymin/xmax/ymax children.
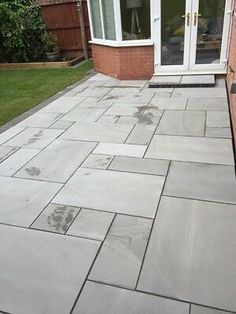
<box><xmin>0</xmin><ymin>0</ymin><xmax>57</xmax><ymax>62</ymax></box>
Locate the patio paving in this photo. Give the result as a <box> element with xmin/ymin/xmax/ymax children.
<box><xmin>0</xmin><ymin>73</ymin><xmax>235</xmax><ymax>314</ymax></box>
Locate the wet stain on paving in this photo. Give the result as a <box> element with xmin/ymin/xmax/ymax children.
<box><xmin>47</xmin><ymin>205</ymin><xmax>77</xmax><ymax>232</ymax></box>
<box><xmin>25</xmin><ymin>167</ymin><xmax>41</xmax><ymax>177</ymax></box>
<box><xmin>26</xmin><ymin>130</ymin><xmax>43</xmax><ymax>146</ymax></box>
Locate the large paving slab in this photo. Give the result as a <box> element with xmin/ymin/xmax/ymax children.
<box><xmin>39</xmin><ymin>96</ymin><xmax>85</xmax><ymax>113</ymax></box>
<box><xmin>187</xmin><ymin>97</ymin><xmax>228</xmax><ymax>111</ymax></box>
<box><xmin>17</xmin><ymin>112</ymin><xmax>63</xmax><ymax>128</ymax></box>
<box><xmin>0</xmin><ymin>126</ymin><xmax>26</xmax><ymax>145</ymax></box>
<box><xmin>137</xmin><ymin>196</ymin><xmax>236</xmax><ymax>312</ymax></box>
<box><xmin>105</xmin><ymin>103</ymin><xmax>147</xmax><ymax>116</ymax></box>
<box><xmin>93</xmin><ymin>143</ymin><xmax>146</xmax><ymax>158</ymax></box>
<box><xmin>89</xmin><ymin>214</ymin><xmax>152</xmax><ymax>289</ymax></box>
<box><xmin>62</xmin><ymin>107</ymin><xmax>106</xmax><ymax>123</ymax></box>
<box><xmin>150</xmin><ymin>97</ymin><xmax>187</xmax><ymax>110</ymax></box>
<box><xmin>191</xmin><ymin>305</ymin><xmax>229</xmax><ymax>314</ymax></box>
<box><xmin>156</xmin><ymin>110</ymin><xmax>205</xmax><ymax>136</ymax></box>
<box><xmin>164</xmin><ymin>161</ymin><xmax>236</xmax><ymax>204</ymax></box>
<box><xmin>54</xmin><ymin>168</ymin><xmax>165</xmax><ymax>218</ymax></box>
<box><xmin>145</xmin><ymin>135</ymin><xmax>234</xmax><ymax>165</ymax></box>
<box><xmin>81</xmin><ymin>154</ymin><xmax>113</xmax><ymax>169</ymax></box>
<box><xmin>172</xmin><ymin>88</ymin><xmax>227</xmax><ymax>98</ymax></box>
<box><xmin>0</xmin><ymin>146</ymin><xmax>18</xmax><ymax>162</ymax></box>
<box><xmin>0</xmin><ymin>224</ymin><xmax>100</xmax><ymax>314</ymax></box>
<box><xmin>0</xmin><ymin>176</ymin><xmax>62</xmax><ymax>227</ymax></box>
<box><xmin>4</xmin><ymin>128</ymin><xmax>63</xmax><ymax>149</ymax></box>
<box><xmin>72</xmin><ymin>281</ymin><xmax>190</xmax><ymax>314</ymax></box>
<box><xmin>60</xmin><ymin>123</ymin><xmax>134</xmax><ymax>143</ymax></box>
<box><xmin>15</xmin><ymin>140</ymin><xmax>96</xmax><ymax>183</ymax></box>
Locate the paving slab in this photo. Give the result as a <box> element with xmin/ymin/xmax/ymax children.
<box><xmin>145</xmin><ymin>135</ymin><xmax>234</xmax><ymax>165</ymax></box>
<box><xmin>150</xmin><ymin>97</ymin><xmax>187</xmax><ymax>110</ymax></box>
<box><xmin>138</xmin><ymin>196</ymin><xmax>236</xmax><ymax>312</ymax></box>
<box><xmin>187</xmin><ymin>97</ymin><xmax>228</xmax><ymax>111</ymax></box>
<box><xmin>15</xmin><ymin>140</ymin><xmax>96</xmax><ymax>183</ymax></box>
<box><xmin>181</xmin><ymin>75</ymin><xmax>215</xmax><ymax>85</ymax></box>
<box><xmin>0</xmin><ymin>146</ymin><xmax>18</xmax><ymax>162</ymax></box>
<box><xmin>49</xmin><ymin>120</ymin><xmax>74</xmax><ymax>130</ymax></box>
<box><xmin>117</xmin><ymin>115</ymin><xmax>161</xmax><ymax>125</ymax></box>
<box><xmin>72</xmin><ymin>281</ymin><xmax>189</xmax><ymax>314</ymax></box>
<box><xmin>191</xmin><ymin>305</ymin><xmax>229</xmax><ymax>314</ymax></box>
<box><xmin>164</xmin><ymin>161</ymin><xmax>236</xmax><ymax>204</ymax></box>
<box><xmin>0</xmin><ymin>126</ymin><xmax>26</xmax><ymax>145</ymax></box>
<box><xmin>67</xmin><ymin>208</ymin><xmax>114</xmax><ymax>241</ymax></box>
<box><xmin>78</xmin><ymin>87</ymin><xmax>111</xmax><ymax>98</ymax></box>
<box><xmin>126</xmin><ymin>125</ymin><xmax>156</xmax><ymax>145</ymax></box>
<box><xmin>62</xmin><ymin>107</ymin><xmax>106</xmax><ymax>122</ymax></box>
<box><xmin>0</xmin><ymin>177</ymin><xmax>62</xmax><ymax>227</ymax></box>
<box><xmin>172</xmin><ymin>88</ymin><xmax>227</xmax><ymax>98</ymax></box>
<box><xmin>118</xmin><ymin>80</ymin><xmax>148</xmax><ymax>88</ymax></box>
<box><xmin>18</xmin><ymin>112</ymin><xmax>63</xmax><ymax>128</ymax></box>
<box><xmin>149</xmin><ymin>75</ymin><xmax>182</xmax><ymax>86</ymax></box>
<box><xmin>109</xmin><ymin>156</ymin><xmax>169</xmax><ymax>176</ymax></box>
<box><xmin>54</xmin><ymin>168</ymin><xmax>165</xmax><ymax>218</ymax></box>
<box><xmin>81</xmin><ymin>154</ymin><xmax>113</xmax><ymax>169</ymax></box>
<box><xmin>207</xmin><ymin>111</ymin><xmax>231</xmax><ymax>128</ymax></box>
<box><xmin>31</xmin><ymin>204</ymin><xmax>80</xmax><ymax>234</ymax></box>
<box><xmin>39</xmin><ymin>96</ymin><xmax>85</xmax><ymax>113</ymax></box>
<box><xmin>94</xmin><ymin>143</ymin><xmax>146</xmax><ymax>158</ymax></box>
<box><xmin>61</xmin><ymin>122</ymin><xmax>133</xmax><ymax>143</ymax></box>
<box><xmin>0</xmin><ymin>148</ymin><xmax>40</xmax><ymax>176</ymax></box>
<box><xmin>4</xmin><ymin>128</ymin><xmax>63</xmax><ymax>149</ymax></box>
<box><xmin>89</xmin><ymin>214</ymin><xmax>152</xmax><ymax>288</ymax></box>
<box><xmin>105</xmin><ymin>103</ymin><xmax>147</xmax><ymax>117</ymax></box>
<box><xmin>97</xmin><ymin>114</ymin><xmax>119</xmax><ymax>124</ymax></box>
<box><xmin>0</xmin><ymin>224</ymin><xmax>99</xmax><ymax>314</ymax></box>
<box><xmin>103</xmin><ymin>91</ymin><xmax>154</xmax><ymax>104</ymax></box>
<box><xmin>156</xmin><ymin>111</ymin><xmax>205</xmax><ymax>137</ymax></box>
<box><xmin>78</xmin><ymin>99</ymin><xmax>113</xmax><ymax>109</ymax></box>
<box><xmin>205</xmin><ymin>127</ymin><xmax>232</xmax><ymax>138</ymax></box>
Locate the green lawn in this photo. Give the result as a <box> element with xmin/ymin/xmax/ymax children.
<box><xmin>0</xmin><ymin>60</ymin><xmax>93</xmax><ymax>127</ymax></box>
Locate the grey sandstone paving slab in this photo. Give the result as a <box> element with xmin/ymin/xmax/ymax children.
<box><xmin>67</xmin><ymin>208</ymin><xmax>114</xmax><ymax>241</ymax></box>
<box><xmin>145</xmin><ymin>135</ymin><xmax>234</xmax><ymax>166</ymax></box>
<box><xmin>0</xmin><ymin>177</ymin><xmax>62</xmax><ymax>227</ymax></box>
<box><xmin>0</xmin><ymin>126</ymin><xmax>26</xmax><ymax>145</ymax></box>
<box><xmin>94</xmin><ymin>143</ymin><xmax>146</xmax><ymax>158</ymax></box>
<box><xmin>109</xmin><ymin>156</ymin><xmax>169</xmax><ymax>176</ymax></box>
<box><xmin>0</xmin><ymin>146</ymin><xmax>18</xmax><ymax>163</ymax></box>
<box><xmin>191</xmin><ymin>305</ymin><xmax>229</xmax><ymax>314</ymax></box>
<box><xmin>17</xmin><ymin>112</ymin><xmax>63</xmax><ymax>128</ymax></box>
<box><xmin>49</xmin><ymin>119</ymin><xmax>74</xmax><ymax>130</ymax></box>
<box><xmin>39</xmin><ymin>96</ymin><xmax>85</xmax><ymax>113</ymax></box>
<box><xmin>103</xmin><ymin>91</ymin><xmax>154</xmax><ymax>104</ymax></box>
<box><xmin>164</xmin><ymin>161</ymin><xmax>236</xmax><ymax>204</ymax></box>
<box><xmin>72</xmin><ymin>281</ymin><xmax>189</xmax><ymax>314</ymax></box>
<box><xmin>105</xmin><ymin>103</ymin><xmax>147</xmax><ymax>116</ymax></box>
<box><xmin>78</xmin><ymin>99</ymin><xmax>113</xmax><ymax>109</ymax></box>
<box><xmin>126</xmin><ymin>124</ymin><xmax>156</xmax><ymax>145</ymax></box>
<box><xmin>0</xmin><ymin>224</ymin><xmax>100</xmax><ymax>314</ymax></box>
<box><xmin>181</xmin><ymin>74</ymin><xmax>215</xmax><ymax>85</ymax></box>
<box><xmin>54</xmin><ymin>168</ymin><xmax>165</xmax><ymax>218</ymax></box>
<box><xmin>89</xmin><ymin>214</ymin><xmax>152</xmax><ymax>289</ymax></box>
<box><xmin>172</xmin><ymin>87</ymin><xmax>227</xmax><ymax>98</ymax></box>
<box><xmin>117</xmin><ymin>115</ymin><xmax>161</xmax><ymax>125</ymax></box>
<box><xmin>138</xmin><ymin>196</ymin><xmax>236</xmax><ymax>312</ymax></box>
<box><xmin>117</xmin><ymin>80</ymin><xmax>148</xmax><ymax>88</ymax></box>
<box><xmin>81</xmin><ymin>154</ymin><xmax>113</xmax><ymax>169</ymax></box>
<box><xmin>4</xmin><ymin>127</ymin><xmax>63</xmax><ymax>149</ymax></box>
<box><xmin>205</xmin><ymin>127</ymin><xmax>232</xmax><ymax>139</ymax></box>
<box><xmin>31</xmin><ymin>204</ymin><xmax>80</xmax><ymax>233</ymax></box>
<box><xmin>108</xmin><ymin>87</ymin><xmax>142</xmax><ymax>96</ymax></box>
<box><xmin>156</xmin><ymin>111</ymin><xmax>205</xmax><ymax>137</ymax></box>
<box><xmin>150</xmin><ymin>97</ymin><xmax>187</xmax><ymax>110</ymax></box>
<box><xmin>187</xmin><ymin>97</ymin><xmax>228</xmax><ymax>111</ymax></box>
<box><xmin>0</xmin><ymin>148</ymin><xmax>40</xmax><ymax>176</ymax></box>
<box><xmin>15</xmin><ymin>140</ymin><xmax>96</xmax><ymax>183</ymax></box>
<box><xmin>149</xmin><ymin>75</ymin><xmax>182</xmax><ymax>85</ymax></box>
<box><xmin>206</xmin><ymin>111</ymin><xmax>231</xmax><ymax>128</ymax></box>
<box><xmin>97</xmin><ymin>114</ymin><xmax>119</xmax><ymax>123</ymax></box>
<box><xmin>62</xmin><ymin>107</ymin><xmax>106</xmax><ymax>122</ymax></box>
<box><xmin>79</xmin><ymin>87</ymin><xmax>111</xmax><ymax>98</ymax></box>
<box><xmin>61</xmin><ymin>123</ymin><xmax>133</xmax><ymax>143</ymax></box>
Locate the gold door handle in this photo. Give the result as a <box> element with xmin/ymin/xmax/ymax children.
<box><xmin>194</xmin><ymin>12</ymin><xmax>202</xmax><ymax>25</ymax></box>
<box><xmin>181</xmin><ymin>13</ymin><xmax>190</xmax><ymax>26</ymax></box>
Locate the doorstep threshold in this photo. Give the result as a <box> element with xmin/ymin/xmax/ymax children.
<box><xmin>148</xmin><ymin>75</ymin><xmax>215</xmax><ymax>88</ymax></box>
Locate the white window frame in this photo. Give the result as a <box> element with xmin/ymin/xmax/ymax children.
<box><xmin>87</xmin><ymin>0</ymin><xmax>154</xmax><ymax>47</ymax></box>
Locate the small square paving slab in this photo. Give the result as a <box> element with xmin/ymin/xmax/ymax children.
<box><xmin>0</xmin><ymin>148</ymin><xmax>39</xmax><ymax>176</ymax></box>
<box><xmin>0</xmin><ymin>224</ymin><xmax>99</xmax><ymax>314</ymax></box>
<box><xmin>138</xmin><ymin>196</ymin><xmax>236</xmax><ymax>312</ymax></box>
<box><xmin>191</xmin><ymin>305</ymin><xmax>229</xmax><ymax>314</ymax></box>
<box><xmin>0</xmin><ymin>146</ymin><xmax>18</xmax><ymax>162</ymax></box>
<box><xmin>156</xmin><ymin>111</ymin><xmax>205</xmax><ymax>136</ymax></box>
<box><xmin>126</xmin><ymin>125</ymin><xmax>156</xmax><ymax>145</ymax></box>
<box><xmin>150</xmin><ymin>97</ymin><xmax>187</xmax><ymax>110</ymax></box>
<box><xmin>54</xmin><ymin>168</ymin><xmax>165</xmax><ymax>218</ymax></box>
<box><xmin>205</xmin><ymin>127</ymin><xmax>232</xmax><ymax>138</ymax></box>
<box><xmin>72</xmin><ymin>281</ymin><xmax>189</xmax><ymax>314</ymax></box>
<box><xmin>0</xmin><ymin>177</ymin><xmax>62</xmax><ymax>227</ymax></box>
<box><xmin>40</xmin><ymin>96</ymin><xmax>85</xmax><ymax>113</ymax></box>
<box><xmin>94</xmin><ymin>143</ymin><xmax>146</xmax><ymax>158</ymax></box>
<box><xmin>164</xmin><ymin>161</ymin><xmax>236</xmax><ymax>204</ymax></box>
<box><xmin>61</xmin><ymin>123</ymin><xmax>133</xmax><ymax>143</ymax></box>
<box><xmin>31</xmin><ymin>204</ymin><xmax>80</xmax><ymax>234</ymax></box>
<box><xmin>187</xmin><ymin>97</ymin><xmax>228</xmax><ymax>111</ymax></box>
<box><xmin>62</xmin><ymin>107</ymin><xmax>106</xmax><ymax>122</ymax></box>
<box><xmin>15</xmin><ymin>140</ymin><xmax>96</xmax><ymax>183</ymax></box>
<box><xmin>0</xmin><ymin>126</ymin><xmax>26</xmax><ymax>145</ymax></box>
<box><xmin>109</xmin><ymin>156</ymin><xmax>169</xmax><ymax>176</ymax></box>
<box><xmin>18</xmin><ymin>112</ymin><xmax>63</xmax><ymax>128</ymax></box>
<box><xmin>146</xmin><ymin>135</ymin><xmax>234</xmax><ymax>166</ymax></box>
<box><xmin>207</xmin><ymin>111</ymin><xmax>231</xmax><ymax>128</ymax></box>
<box><xmin>67</xmin><ymin>208</ymin><xmax>114</xmax><ymax>241</ymax></box>
<box><xmin>81</xmin><ymin>154</ymin><xmax>113</xmax><ymax>169</ymax></box>
<box><xmin>4</xmin><ymin>128</ymin><xmax>63</xmax><ymax>149</ymax></box>
<box><xmin>89</xmin><ymin>214</ymin><xmax>152</xmax><ymax>288</ymax></box>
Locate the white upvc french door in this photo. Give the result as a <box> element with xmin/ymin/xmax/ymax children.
<box><xmin>153</xmin><ymin>0</ymin><xmax>233</xmax><ymax>74</ymax></box>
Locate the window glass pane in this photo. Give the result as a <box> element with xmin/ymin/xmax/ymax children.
<box><xmin>90</xmin><ymin>0</ymin><xmax>103</xmax><ymax>39</ymax></box>
<box><xmin>120</xmin><ymin>0</ymin><xmax>150</xmax><ymax>40</ymax></box>
<box><xmin>102</xmin><ymin>0</ymin><xmax>116</xmax><ymax>40</ymax></box>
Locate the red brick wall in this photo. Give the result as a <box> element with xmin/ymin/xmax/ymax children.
<box><xmin>227</xmin><ymin>0</ymin><xmax>236</xmax><ymax>146</ymax></box>
<box><xmin>92</xmin><ymin>44</ymin><xmax>154</xmax><ymax>80</ymax></box>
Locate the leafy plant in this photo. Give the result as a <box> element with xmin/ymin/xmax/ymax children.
<box><xmin>41</xmin><ymin>31</ymin><xmax>59</xmax><ymax>53</ymax></box>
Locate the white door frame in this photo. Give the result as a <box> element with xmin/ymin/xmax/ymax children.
<box><xmin>153</xmin><ymin>0</ymin><xmax>233</xmax><ymax>75</ymax></box>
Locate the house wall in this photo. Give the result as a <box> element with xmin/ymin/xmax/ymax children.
<box><xmin>227</xmin><ymin>0</ymin><xmax>236</xmax><ymax>147</ymax></box>
<box><xmin>92</xmin><ymin>44</ymin><xmax>154</xmax><ymax>80</ymax></box>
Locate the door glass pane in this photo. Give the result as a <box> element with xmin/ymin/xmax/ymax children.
<box><xmin>102</xmin><ymin>0</ymin><xmax>116</xmax><ymax>40</ymax></box>
<box><xmin>195</xmin><ymin>0</ymin><xmax>226</xmax><ymax>64</ymax></box>
<box><xmin>120</xmin><ymin>0</ymin><xmax>151</xmax><ymax>40</ymax></box>
<box><xmin>90</xmin><ymin>0</ymin><xmax>103</xmax><ymax>39</ymax></box>
<box><xmin>161</xmin><ymin>0</ymin><xmax>186</xmax><ymax>66</ymax></box>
